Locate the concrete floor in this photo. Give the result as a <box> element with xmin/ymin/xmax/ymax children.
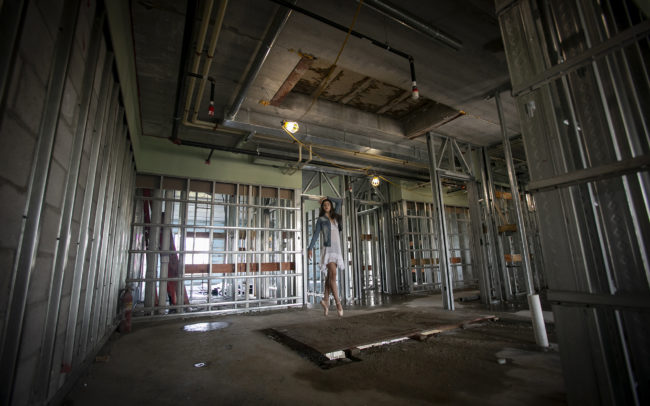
<box><xmin>64</xmin><ymin>292</ymin><xmax>566</xmax><ymax>405</ymax></box>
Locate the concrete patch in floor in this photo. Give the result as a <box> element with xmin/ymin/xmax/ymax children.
<box><xmin>266</xmin><ymin>309</ymin><xmax>496</xmax><ymax>367</ymax></box>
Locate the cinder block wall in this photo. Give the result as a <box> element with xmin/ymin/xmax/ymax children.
<box><xmin>0</xmin><ymin>1</ymin><xmax>135</xmax><ymax>404</ymax></box>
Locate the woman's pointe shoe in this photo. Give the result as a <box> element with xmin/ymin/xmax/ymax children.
<box><xmin>336</xmin><ymin>303</ymin><xmax>343</xmax><ymax>317</ymax></box>
<box><xmin>320</xmin><ymin>300</ymin><xmax>328</xmax><ymax>317</ymax></box>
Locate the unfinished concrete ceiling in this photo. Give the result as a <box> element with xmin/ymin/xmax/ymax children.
<box><xmin>131</xmin><ymin>0</ymin><xmax>520</xmax><ymax>179</ymax></box>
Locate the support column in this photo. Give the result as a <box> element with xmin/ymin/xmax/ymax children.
<box><xmin>426</xmin><ymin>132</ymin><xmax>454</xmax><ymax>310</ymax></box>
<box><xmin>495</xmin><ymin>91</ymin><xmax>548</xmax><ymax>348</ymax></box>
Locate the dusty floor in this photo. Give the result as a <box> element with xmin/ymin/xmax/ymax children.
<box><xmin>63</xmin><ymin>292</ymin><xmax>566</xmax><ymax>405</ymax></box>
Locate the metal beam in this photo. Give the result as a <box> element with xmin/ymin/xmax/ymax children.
<box><xmin>527</xmin><ymin>154</ymin><xmax>650</xmax><ymax>193</ymax></box>
<box><xmin>451</xmin><ymin>139</ymin><xmax>472</xmax><ymax>176</ymax></box>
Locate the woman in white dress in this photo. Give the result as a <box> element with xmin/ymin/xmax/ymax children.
<box><xmin>307</xmin><ymin>198</ymin><xmax>344</xmax><ymax>317</ymax></box>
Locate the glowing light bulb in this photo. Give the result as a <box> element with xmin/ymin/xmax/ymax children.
<box><xmin>371</xmin><ymin>176</ymin><xmax>380</xmax><ymax>187</ymax></box>
<box><xmin>282</xmin><ymin>121</ymin><xmax>299</xmax><ymax>134</ymax></box>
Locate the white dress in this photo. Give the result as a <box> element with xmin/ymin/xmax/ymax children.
<box><xmin>320</xmin><ymin>219</ymin><xmax>345</xmax><ymax>275</ymax></box>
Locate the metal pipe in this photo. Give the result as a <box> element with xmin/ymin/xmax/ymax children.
<box><xmin>359</xmin><ymin>0</ymin><xmax>462</xmax><ymax>50</ymax></box>
<box><xmin>426</xmin><ymin>132</ymin><xmax>454</xmax><ymax>310</ymax></box>
<box><xmin>0</xmin><ymin>1</ymin><xmax>80</xmax><ymax>403</ymax></box>
<box><xmin>225</xmin><ymin>2</ymin><xmax>293</xmax><ymax>121</ymax></box>
<box><xmin>495</xmin><ymin>91</ymin><xmax>548</xmax><ymax>348</ymax></box>
<box><xmin>170</xmin><ymin>0</ymin><xmax>198</xmax><ymax>142</ymax></box>
<box><xmin>190</xmin><ymin>0</ymin><xmax>228</xmax><ymax>122</ymax></box>
<box><xmin>182</xmin><ymin>0</ymin><xmax>214</xmax><ymax>123</ymax></box>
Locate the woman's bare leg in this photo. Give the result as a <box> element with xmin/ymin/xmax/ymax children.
<box><xmin>327</xmin><ymin>263</ymin><xmax>343</xmax><ymax>316</ymax></box>
<box><xmin>321</xmin><ymin>270</ymin><xmax>330</xmax><ymax>316</ymax></box>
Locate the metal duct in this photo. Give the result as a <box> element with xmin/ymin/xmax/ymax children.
<box><xmin>224</xmin><ymin>2</ymin><xmax>294</xmax><ymax>121</ymax></box>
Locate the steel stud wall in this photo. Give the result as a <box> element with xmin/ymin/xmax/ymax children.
<box><xmin>128</xmin><ymin>176</ymin><xmax>301</xmax><ymax>317</ymax></box>
<box><xmin>497</xmin><ymin>0</ymin><xmax>649</xmax><ymax>403</ymax></box>
<box><xmin>0</xmin><ymin>1</ymin><xmax>136</xmax><ymax>404</ymax></box>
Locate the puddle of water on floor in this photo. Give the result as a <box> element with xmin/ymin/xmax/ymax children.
<box><xmin>183</xmin><ymin>321</ymin><xmax>229</xmax><ymax>332</ymax></box>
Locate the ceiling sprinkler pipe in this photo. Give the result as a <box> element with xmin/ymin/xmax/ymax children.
<box><xmin>191</xmin><ymin>0</ymin><xmax>229</xmax><ymax>123</ymax></box>
<box><xmin>409</xmin><ymin>57</ymin><xmax>418</xmax><ymax>100</ymax></box>
<box><xmin>360</xmin><ymin>0</ymin><xmax>462</xmax><ymax>50</ymax></box>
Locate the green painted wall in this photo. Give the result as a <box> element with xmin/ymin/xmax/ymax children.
<box><xmin>138</xmin><ymin>136</ymin><xmax>301</xmax><ymax>188</ymax></box>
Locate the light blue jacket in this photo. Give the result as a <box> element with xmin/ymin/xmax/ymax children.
<box><xmin>307</xmin><ymin>197</ymin><xmax>343</xmax><ymax>250</ymax></box>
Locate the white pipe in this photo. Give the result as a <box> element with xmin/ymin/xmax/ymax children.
<box><xmin>192</xmin><ymin>0</ymin><xmax>229</xmax><ymax>122</ymax></box>
<box><xmin>182</xmin><ymin>0</ymin><xmax>214</xmax><ymax>123</ymax></box>
<box><xmin>528</xmin><ymin>294</ymin><xmax>549</xmax><ymax>347</ymax></box>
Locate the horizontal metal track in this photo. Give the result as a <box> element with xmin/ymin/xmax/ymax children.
<box><xmin>126</xmin><ymin>273</ymin><xmax>301</xmax><ymax>282</ymax></box>
<box><xmin>547</xmin><ymin>290</ymin><xmax>650</xmax><ymax>310</ymax></box>
<box><xmin>527</xmin><ymin>154</ymin><xmax>650</xmax><ymax>193</ymax></box>
<box><xmin>513</xmin><ymin>20</ymin><xmax>650</xmax><ymax>97</ymax></box>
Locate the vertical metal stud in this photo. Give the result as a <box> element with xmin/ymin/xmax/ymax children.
<box><xmin>62</xmin><ymin>49</ymin><xmax>114</xmax><ymax>372</ymax></box>
<box><xmin>36</xmin><ymin>9</ymin><xmax>106</xmax><ymax>398</ymax></box>
<box><xmin>426</xmin><ymin>132</ymin><xmax>454</xmax><ymax>310</ymax></box>
<box><xmin>0</xmin><ymin>1</ymin><xmax>81</xmax><ymax>402</ymax></box>
<box><xmin>78</xmin><ymin>83</ymin><xmax>119</xmax><ymax>357</ymax></box>
<box><xmin>496</xmin><ymin>91</ymin><xmax>548</xmax><ymax>348</ymax></box>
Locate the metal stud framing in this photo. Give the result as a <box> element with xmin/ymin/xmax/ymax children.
<box><xmin>0</xmin><ymin>0</ymin><xmax>137</xmax><ymax>401</ymax></box>
<box><xmin>128</xmin><ymin>176</ymin><xmax>301</xmax><ymax>317</ymax></box>
<box><xmin>426</xmin><ymin>131</ymin><xmax>455</xmax><ymax>310</ymax></box>
<box><xmin>498</xmin><ymin>0</ymin><xmax>649</xmax><ymax>403</ymax></box>
<box><xmin>0</xmin><ymin>0</ymin><xmax>81</xmax><ymax>402</ymax></box>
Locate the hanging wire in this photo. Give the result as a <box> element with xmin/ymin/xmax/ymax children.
<box><xmin>298</xmin><ymin>0</ymin><xmax>365</xmax><ymax>121</ymax></box>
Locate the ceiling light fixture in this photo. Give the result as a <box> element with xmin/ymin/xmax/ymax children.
<box><xmin>282</xmin><ymin>121</ymin><xmax>300</xmax><ymax>134</ymax></box>
<box><xmin>371</xmin><ymin>175</ymin><xmax>381</xmax><ymax>187</ymax></box>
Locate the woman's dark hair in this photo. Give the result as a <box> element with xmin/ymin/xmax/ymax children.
<box><xmin>319</xmin><ymin>199</ymin><xmax>342</xmax><ymax>224</ymax></box>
